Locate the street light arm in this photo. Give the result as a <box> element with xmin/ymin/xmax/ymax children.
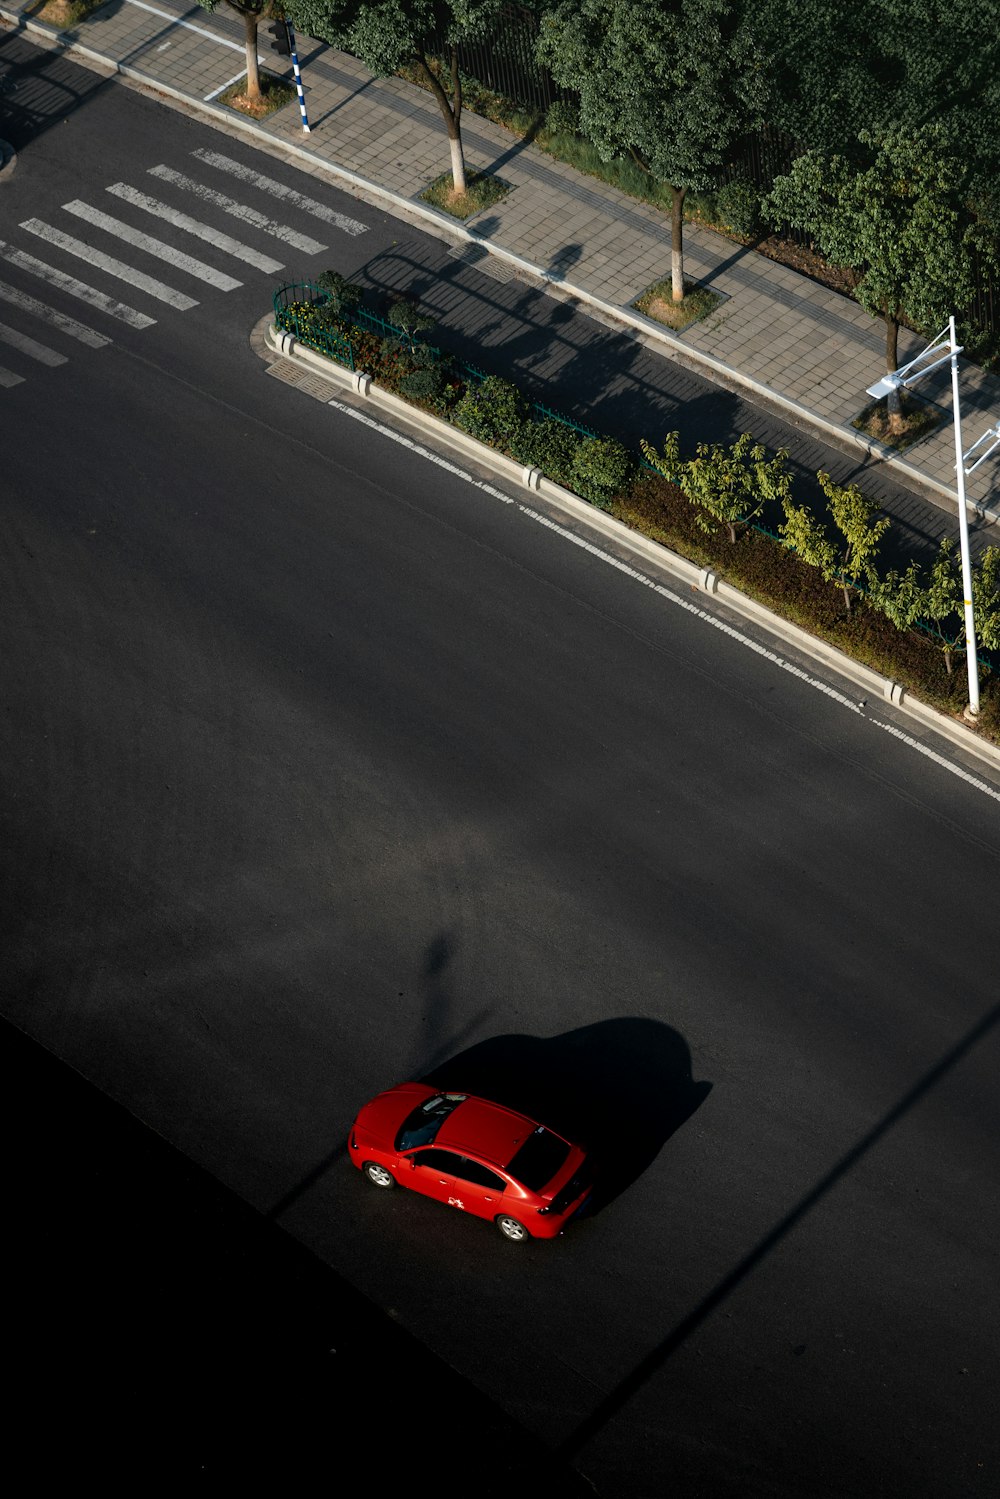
<box><xmin>866</xmin><ymin>328</ymin><xmax>963</xmax><ymax>402</ymax></box>
<box><xmin>963</xmin><ymin>421</ymin><xmax>1000</xmax><ymax>477</ymax></box>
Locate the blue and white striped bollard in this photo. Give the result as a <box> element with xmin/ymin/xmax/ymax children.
<box><xmin>286</xmin><ymin>23</ymin><xmax>310</xmax><ymax>134</ymax></box>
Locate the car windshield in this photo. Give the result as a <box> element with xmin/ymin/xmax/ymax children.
<box><xmin>507</xmin><ymin>1127</ymin><xmax>569</xmax><ymax>1190</ymax></box>
<box><xmin>395</xmin><ymin>1093</ymin><xmax>467</xmax><ymax>1152</ymax></box>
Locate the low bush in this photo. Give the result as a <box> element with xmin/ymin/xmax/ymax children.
<box><xmin>453</xmin><ymin>376</ymin><xmax>528</xmax><ymax>448</ymax></box>
<box><xmin>715</xmin><ymin>177</ymin><xmax>763</xmax><ymax>238</ymax></box>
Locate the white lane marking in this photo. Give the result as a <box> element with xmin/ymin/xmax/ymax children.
<box><xmin>0</xmin><ymin>363</ymin><xmax>25</xmax><ymax>388</ymax></box>
<box><xmin>203</xmin><ymin>69</ymin><xmax>247</xmax><ymax>103</ymax></box>
<box><xmin>0</xmin><ymin>245</ymin><xmax>155</xmax><ymax>329</ymax></box>
<box><xmin>123</xmin><ymin>0</ymin><xmax>247</xmax><ymax>54</ymax></box>
<box><xmin>0</xmin><ymin>277</ymin><xmax>111</xmax><ymax>346</ymax></box>
<box><xmin>20</xmin><ymin>219</ymin><xmax>198</xmax><ymax>311</ymax></box>
<box><xmin>323</xmin><ymin>396</ymin><xmax>1000</xmax><ymax>807</ymax></box>
<box><xmin>62</xmin><ymin>200</ymin><xmax>242</xmax><ymax>291</ymax></box>
<box><xmin>192</xmin><ymin>149</ymin><xmax>369</xmax><ymax>237</ymax></box>
<box><xmin>106</xmin><ymin>184</ymin><xmax>284</xmax><ymax>274</ymax></box>
<box><xmin>0</xmin><ymin>320</ymin><xmax>68</xmax><ymax>366</ymax></box>
<box><xmin>148</xmin><ymin>166</ymin><xmax>327</xmax><ymax>255</ymax></box>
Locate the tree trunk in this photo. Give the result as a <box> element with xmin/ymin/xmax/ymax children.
<box><xmin>244</xmin><ymin>14</ymin><xmax>261</xmax><ymax>102</ymax></box>
<box><xmin>884</xmin><ymin>310</ymin><xmax>903</xmax><ymax>433</ymax></box>
<box><xmin>417</xmin><ymin>50</ymin><xmax>466</xmax><ymax>196</ymax></box>
<box><xmin>671</xmin><ymin>186</ymin><xmax>687</xmax><ymax>302</ymax></box>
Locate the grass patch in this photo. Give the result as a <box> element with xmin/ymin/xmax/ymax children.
<box><xmin>634</xmin><ymin>278</ymin><xmax>723</xmax><ymax>331</ymax></box>
<box><xmin>30</xmin><ymin>0</ymin><xmax>105</xmax><ymax>26</ymax></box>
<box><xmin>218</xmin><ymin>74</ymin><xmax>295</xmax><ymax>121</ymax></box>
<box><xmin>852</xmin><ymin>391</ymin><xmax>943</xmax><ymax>451</ymax></box>
<box><xmin>420</xmin><ymin>171</ymin><xmax>511</xmax><ymax>220</ymax></box>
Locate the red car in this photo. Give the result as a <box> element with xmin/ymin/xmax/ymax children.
<box><xmin>349</xmin><ymin>1083</ymin><xmax>592</xmax><ymax>1242</ymax></box>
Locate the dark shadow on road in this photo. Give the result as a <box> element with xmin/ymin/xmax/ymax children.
<box><xmin>420</xmin><ymin>1017</ymin><xmax>711</xmax><ymax>1211</ymax></box>
<box><xmin>267</xmin><ymin>931</ymin><xmax>493</xmax><ymax>1221</ymax></box>
<box><xmin>0</xmin><ymin>28</ymin><xmax>113</xmax><ymax>150</ymax></box>
<box><xmin>558</xmin><ymin>997</ymin><xmax>1000</xmax><ymax>1462</ymax></box>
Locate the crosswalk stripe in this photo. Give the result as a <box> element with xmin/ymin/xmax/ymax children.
<box><xmin>62</xmin><ymin>200</ymin><xmax>243</xmax><ymax>291</ymax></box>
<box><xmin>148</xmin><ymin>165</ymin><xmax>327</xmax><ymax>255</ymax></box>
<box><xmin>0</xmin><ymin>319</ymin><xmax>68</xmax><ymax>366</ymax></box>
<box><xmin>106</xmin><ymin>183</ymin><xmax>285</xmax><ymax>274</ymax></box>
<box><xmin>0</xmin><ymin>244</ymin><xmax>156</xmax><ymax>329</ymax></box>
<box><xmin>0</xmin><ymin>364</ymin><xmax>26</xmax><ymax>389</ymax></box>
<box><xmin>0</xmin><ymin>276</ymin><xmax>112</xmax><ymax>346</ymax></box>
<box><xmin>192</xmin><ymin>149</ymin><xmax>369</xmax><ymax>237</ymax></box>
<box><xmin>20</xmin><ymin>219</ymin><xmax>198</xmax><ymax>311</ymax></box>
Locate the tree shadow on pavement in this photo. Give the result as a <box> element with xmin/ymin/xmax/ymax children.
<box><xmin>420</xmin><ymin>1016</ymin><xmax>711</xmax><ymax>1212</ymax></box>
<box><xmin>0</xmin><ymin>29</ymin><xmax>113</xmax><ymax>151</ymax></box>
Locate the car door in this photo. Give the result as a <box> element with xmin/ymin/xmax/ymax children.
<box><xmin>406</xmin><ymin>1147</ymin><xmax>464</xmax><ymax>1207</ymax></box>
<box><xmin>447</xmin><ymin>1156</ymin><xmax>508</xmax><ymax>1222</ymax></box>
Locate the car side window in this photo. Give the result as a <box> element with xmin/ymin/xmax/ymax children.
<box><xmin>410</xmin><ymin>1148</ymin><xmax>464</xmax><ymax>1173</ymax></box>
<box><xmin>452</xmin><ymin>1158</ymin><xmax>506</xmax><ymax>1191</ymax></box>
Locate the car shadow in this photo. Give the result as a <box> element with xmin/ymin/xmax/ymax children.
<box><xmin>420</xmin><ymin>1018</ymin><xmax>711</xmax><ymax>1212</ymax></box>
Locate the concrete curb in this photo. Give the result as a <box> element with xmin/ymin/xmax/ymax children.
<box><xmin>264</xmin><ymin>322</ymin><xmax>1000</xmax><ymax>777</ymax></box>
<box><xmin>5</xmin><ymin>6</ymin><xmax>998</xmax><ymax>528</ymax></box>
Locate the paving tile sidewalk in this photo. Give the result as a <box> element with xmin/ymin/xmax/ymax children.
<box><xmin>5</xmin><ymin>0</ymin><xmax>1000</xmax><ymax>520</ymax></box>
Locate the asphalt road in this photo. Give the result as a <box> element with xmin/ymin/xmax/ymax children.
<box><xmin>3</xmin><ymin>38</ymin><xmax>1000</xmax><ymax>1499</ymax></box>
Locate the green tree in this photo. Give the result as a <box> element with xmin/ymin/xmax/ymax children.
<box><xmin>919</xmin><ymin>537</ymin><xmax>966</xmax><ymax>674</ymax></box>
<box><xmin>971</xmin><ymin>546</ymin><xmax>1000</xmax><ymax>654</ymax></box>
<box><xmin>753</xmin><ymin>2</ymin><xmax>1000</xmax><ymax>197</ymax></box>
<box><xmin>286</xmin><ymin>0</ymin><xmax>500</xmax><ymax>192</ymax></box>
<box><xmin>317</xmin><ymin>269</ymin><xmax>364</xmax><ymax>317</ymax></box>
<box><xmin>867</xmin><ymin>559</ymin><xmax>925</xmax><ymax>631</ymax></box>
<box><xmin>538</xmin><ymin>0</ymin><xmax>767</xmax><ymax>301</ymax></box>
<box><xmin>387</xmin><ymin>294</ymin><xmax>436</xmax><ymax>354</ymax></box>
<box><xmin>765</xmin><ymin>126</ymin><xmax>984</xmax><ymax>425</ymax></box>
<box><xmin>817</xmin><ymin>471</ymin><xmax>889</xmax><ymax>613</ymax></box>
<box><xmin>778</xmin><ymin>497</ymin><xmax>838</xmax><ymax>579</ymax></box>
<box><xmin>197</xmin><ymin>0</ymin><xmax>279</xmax><ymax>104</ymax></box>
<box><xmin>643</xmin><ymin>431</ymin><xmax>781</xmax><ymax>543</ymax></box>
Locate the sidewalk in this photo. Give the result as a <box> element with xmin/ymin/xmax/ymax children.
<box><xmin>5</xmin><ymin>0</ymin><xmax>1000</xmax><ymax>521</ymax></box>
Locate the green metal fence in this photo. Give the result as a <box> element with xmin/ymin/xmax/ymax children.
<box><xmin>273</xmin><ymin>282</ymin><xmax>355</xmax><ymax>372</ymax></box>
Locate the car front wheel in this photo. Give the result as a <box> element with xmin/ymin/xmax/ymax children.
<box><xmin>495</xmin><ymin>1214</ymin><xmax>530</xmax><ymax>1243</ymax></box>
<box><xmin>363</xmin><ymin>1162</ymin><xmax>396</xmax><ymax>1189</ymax></box>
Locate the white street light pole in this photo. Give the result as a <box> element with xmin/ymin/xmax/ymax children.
<box><xmin>866</xmin><ymin>317</ymin><xmax>980</xmax><ymax>717</ymax></box>
<box><xmin>948</xmin><ymin>315</ymin><xmax>980</xmax><ymax>716</ymax></box>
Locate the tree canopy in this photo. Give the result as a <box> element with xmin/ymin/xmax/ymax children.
<box><xmin>765</xmin><ymin>125</ymin><xmax>989</xmax><ymax>391</ymax></box>
<box><xmin>538</xmin><ymin>0</ymin><xmax>766</xmax><ymax>300</ymax></box>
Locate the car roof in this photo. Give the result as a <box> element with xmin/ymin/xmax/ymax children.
<box><xmin>437</xmin><ymin>1095</ymin><xmax>545</xmax><ymax>1169</ymax></box>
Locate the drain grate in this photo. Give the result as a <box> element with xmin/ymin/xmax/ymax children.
<box><xmin>447</xmin><ymin>242</ymin><xmax>519</xmax><ymax>284</ymax></box>
<box><xmin>265</xmin><ymin>361</ymin><xmax>341</xmax><ymax>402</ymax></box>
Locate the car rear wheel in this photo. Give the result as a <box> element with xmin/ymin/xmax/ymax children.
<box><xmin>495</xmin><ymin>1214</ymin><xmax>530</xmax><ymax>1243</ymax></box>
<box><xmin>363</xmin><ymin>1162</ymin><xmax>396</xmax><ymax>1189</ymax></box>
